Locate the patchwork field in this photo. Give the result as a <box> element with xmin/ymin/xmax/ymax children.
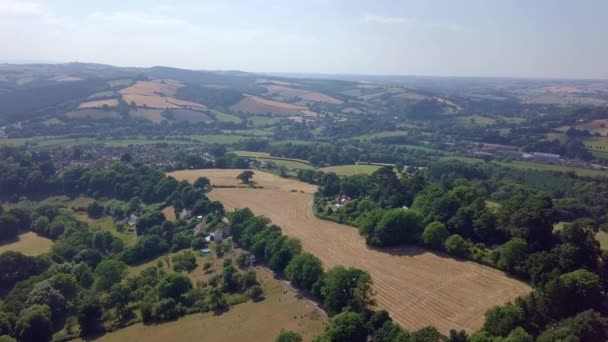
<box><xmin>96</xmin><ymin>267</ymin><xmax>326</xmax><ymax>342</ymax></box>
<box><xmin>171</xmin><ymin>169</ymin><xmax>531</xmax><ymax>333</ymax></box>
<box><xmin>0</xmin><ymin>232</ymin><xmax>53</xmax><ymax>256</ymax></box>
<box><xmin>119</xmin><ymin>80</ymin><xmax>181</xmax><ymax>96</ymax></box>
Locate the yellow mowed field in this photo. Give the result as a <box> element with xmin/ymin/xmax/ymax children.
<box><xmin>0</xmin><ymin>232</ymin><xmax>53</xmax><ymax>256</ymax></box>
<box><xmin>95</xmin><ymin>267</ymin><xmax>326</xmax><ymax>342</ymax></box>
<box><xmin>170</xmin><ymin>169</ymin><xmax>531</xmax><ymax>333</ymax></box>
<box><xmin>78</xmin><ymin>99</ymin><xmax>119</xmax><ymax>109</ymax></box>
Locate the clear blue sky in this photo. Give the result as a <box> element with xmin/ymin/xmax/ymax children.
<box><xmin>1</xmin><ymin>0</ymin><xmax>606</xmax><ymax>78</ymax></box>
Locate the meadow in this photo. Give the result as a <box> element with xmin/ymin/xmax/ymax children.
<box><xmin>0</xmin><ymin>232</ymin><xmax>53</xmax><ymax>256</ymax></box>
<box><xmin>319</xmin><ymin>164</ymin><xmax>383</xmax><ymax>176</ymax></box>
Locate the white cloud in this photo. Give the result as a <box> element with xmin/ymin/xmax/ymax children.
<box><xmin>0</xmin><ymin>0</ymin><xmax>48</xmax><ymax>16</ymax></box>
<box><xmin>363</xmin><ymin>14</ymin><xmax>413</xmax><ymax>24</ymax></box>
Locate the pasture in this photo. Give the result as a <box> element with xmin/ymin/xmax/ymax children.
<box><xmin>171</xmin><ymin>169</ymin><xmax>531</xmax><ymax>333</ymax></box>
<box><xmin>0</xmin><ymin>232</ymin><xmax>53</xmax><ymax>256</ymax></box>
<box><xmin>65</xmin><ymin>109</ymin><xmax>120</xmax><ymax>120</ymax></box>
<box><xmin>320</xmin><ymin>164</ymin><xmax>383</xmax><ymax>176</ymax></box>
<box><xmin>96</xmin><ymin>267</ymin><xmax>326</xmax><ymax>342</ymax></box>
<box><xmin>129</xmin><ymin>109</ymin><xmax>166</xmax><ymax>123</ymax></box>
<box><xmin>230</xmin><ymin>95</ymin><xmax>313</xmax><ymax>117</ymax></box>
<box><xmin>496</xmin><ymin>160</ymin><xmax>608</xmax><ymax>178</ymax></box>
<box><xmin>210</xmin><ymin>110</ymin><xmax>241</xmax><ymax>123</ymax></box>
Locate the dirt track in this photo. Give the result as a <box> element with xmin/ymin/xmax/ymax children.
<box><xmin>169</xmin><ymin>169</ymin><xmax>531</xmax><ymax>333</ymax></box>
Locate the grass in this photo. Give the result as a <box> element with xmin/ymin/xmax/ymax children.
<box><xmin>454</xmin><ymin>115</ymin><xmax>496</xmax><ymax>127</ymax></box>
<box><xmin>210</xmin><ymin>110</ymin><xmax>241</xmax><ymax>123</ymax></box>
<box><xmin>249</xmin><ymin>116</ymin><xmax>283</xmax><ymax>127</ymax></box>
<box><xmin>353</xmin><ymin>131</ymin><xmax>409</xmax><ymax>140</ymax></box>
<box><xmin>187</xmin><ymin>135</ymin><xmax>251</xmax><ymax>144</ymax></box>
<box><xmin>441</xmin><ymin>156</ymin><xmax>487</xmax><ymax>164</ymax></box>
<box><xmin>0</xmin><ymin>232</ymin><xmax>53</xmax><ymax>256</ymax></box>
<box><xmin>232</xmin><ymin>151</ymin><xmax>272</xmax><ymax>158</ymax></box>
<box><xmin>591</xmin><ymin>150</ymin><xmax>608</xmax><ymax>160</ymax></box>
<box><xmin>485</xmin><ymin>200</ymin><xmax>502</xmax><ymax>212</ymax></box>
<box><xmin>221</xmin><ymin>129</ymin><xmax>273</xmax><ymax>136</ymax></box>
<box><xmin>320</xmin><ymin>164</ymin><xmax>383</xmax><ymax>176</ymax></box>
<box><xmin>496</xmin><ymin>160</ymin><xmax>608</xmax><ymax>178</ymax></box>
<box><xmin>584</xmin><ymin>136</ymin><xmax>608</xmax><ymax>151</ymax></box>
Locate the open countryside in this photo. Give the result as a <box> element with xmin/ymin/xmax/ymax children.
<box><xmin>170</xmin><ymin>169</ymin><xmax>531</xmax><ymax>333</ymax></box>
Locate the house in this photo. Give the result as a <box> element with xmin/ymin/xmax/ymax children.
<box><xmin>336</xmin><ymin>194</ymin><xmax>352</xmax><ymax>206</ymax></box>
<box><xmin>531</xmin><ymin>152</ymin><xmax>561</xmax><ymax>163</ymax></box>
<box><xmin>128</xmin><ymin>213</ymin><xmax>138</xmax><ymax>227</ymax></box>
<box><xmin>179</xmin><ymin>209</ymin><xmax>192</xmax><ymax>220</ymax></box>
<box><xmin>212</xmin><ymin>225</ymin><xmax>231</xmax><ymax>242</ymax></box>
<box><xmin>194</xmin><ymin>222</ymin><xmax>205</xmax><ymax>235</ymax></box>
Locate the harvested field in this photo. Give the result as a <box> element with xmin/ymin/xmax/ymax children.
<box><xmin>129</xmin><ymin>109</ymin><xmax>166</xmax><ymax>123</ymax></box>
<box><xmin>78</xmin><ymin>99</ymin><xmax>119</xmax><ymax>109</ymax></box>
<box><xmin>65</xmin><ymin>109</ymin><xmax>120</xmax><ymax>120</ymax></box>
<box><xmin>166</xmin><ymin>97</ymin><xmax>206</xmax><ymax>108</ymax></box>
<box><xmin>96</xmin><ymin>267</ymin><xmax>325</xmax><ymax>342</ymax></box>
<box><xmin>170</xmin><ymin>169</ymin><xmax>532</xmax><ymax>333</ymax></box>
<box><xmin>0</xmin><ymin>232</ymin><xmax>53</xmax><ymax>256</ymax></box>
<box><xmin>119</xmin><ymin>80</ymin><xmax>180</xmax><ymax>96</ymax></box>
<box><xmin>122</xmin><ymin>94</ymin><xmax>181</xmax><ymax>109</ymax></box>
<box><xmin>170</xmin><ymin>109</ymin><xmax>214</xmax><ymax>123</ymax></box>
<box><xmin>264</xmin><ymin>84</ymin><xmax>310</xmax><ymax>97</ymax></box>
<box><xmin>162</xmin><ymin>206</ymin><xmax>176</xmax><ymax>221</ymax></box>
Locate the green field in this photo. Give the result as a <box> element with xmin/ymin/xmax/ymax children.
<box><xmin>320</xmin><ymin>164</ymin><xmax>383</xmax><ymax>176</ymax></box>
<box><xmin>353</xmin><ymin>131</ymin><xmax>409</xmax><ymax>140</ymax></box>
<box><xmin>186</xmin><ymin>134</ymin><xmax>250</xmax><ymax>144</ymax></box>
<box><xmin>249</xmin><ymin>116</ymin><xmax>283</xmax><ymax>127</ymax></box>
<box><xmin>454</xmin><ymin>115</ymin><xmax>496</xmax><ymax>127</ymax></box>
<box><xmin>441</xmin><ymin>156</ymin><xmax>486</xmax><ymax>164</ymax></box>
<box><xmin>221</xmin><ymin>129</ymin><xmax>273</xmax><ymax>136</ymax></box>
<box><xmin>232</xmin><ymin>151</ymin><xmax>272</xmax><ymax>158</ymax></box>
<box><xmin>496</xmin><ymin>160</ymin><xmax>608</xmax><ymax>178</ymax></box>
<box><xmin>584</xmin><ymin>136</ymin><xmax>608</xmax><ymax>151</ymax></box>
<box><xmin>591</xmin><ymin>150</ymin><xmax>608</xmax><ymax>160</ymax></box>
<box><xmin>210</xmin><ymin>110</ymin><xmax>241</xmax><ymax>123</ymax></box>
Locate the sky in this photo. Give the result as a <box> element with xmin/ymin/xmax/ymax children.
<box><xmin>0</xmin><ymin>0</ymin><xmax>607</xmax><ymax>79</ymax></box>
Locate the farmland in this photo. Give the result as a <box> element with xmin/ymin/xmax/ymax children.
<box><xmin>319</xmin><ymin>164</ymin><xmax>383</xmax><ymax>176</ymax></box>
<box><xmin>96</xmin><ymin>267</ymin><xmax>326</xmax><ymax>342</ymax></box>
<box><xmin>78</xmin><ymin>99</ymin><xmax>118</xmax><ymax>109</ymax></box>
<box><xmin>230</xmin><ymin>94</ymin><xmax>314</xmax><ymax>117</ymax></box>
<box><xmin>129</xmin><ymin>109</ymin><xmax>166</xmax><ymax>123</ymax></box>
<box><xmin>171</xmin><ymin>169</ymin><xmax>531</xmax><ymax>333</ymax></box>
<box><xmin>0</xmin><ymin>232</ymin><xmax>53</xmax><ymax>256</ymax></box>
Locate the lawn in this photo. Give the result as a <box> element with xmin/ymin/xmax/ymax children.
<box><xmin>210</xmin><ymin>110</ymin><xmax>241</xmax><ymax>123</ymax></box>
<box><xmin>320</xmin><ymin>164</ymin><xmax>383</xmax><ymax>176</ymax></box>
<box><xmin>0</xmin><ymin>232</ymin><xmax>53</xmax><ymax>256</ymax></box>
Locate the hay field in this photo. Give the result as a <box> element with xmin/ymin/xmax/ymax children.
<box><xmin>166</xmin><ymin>97</ymin><xmax>207</xmax><ymax>108</ymax></box>
<box><xmin>171</xmin><ymin>169</ymin><xmax>531</xmax><ymax>333</ymax></box>
<box><xmin>162</xmin><ymin>206</ymin><xmax>176</xmax><ymax>222</ymax></box>
<box><xmin>95</xmin><ymin>267</ymin><xmax>325</xmax><ymax>342</ymax></box>
<box><xmin>0</xmin><ymin>232</ymin><xmax>53</xmax><ymax>256</ymax></box>
<box><xmin>78</xmin><ymin>99</ymin><xmax>119</xmax><ymax>109</ymax></box>
<box><xmin>122</xmin><ymin>94</ymin><xmax>181</xmax><ymax>109</ymax></box>
<box><xmin>119</xmin><ymin>81</ymin><xmax>180</xmax><ymax>96</ymax></box>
